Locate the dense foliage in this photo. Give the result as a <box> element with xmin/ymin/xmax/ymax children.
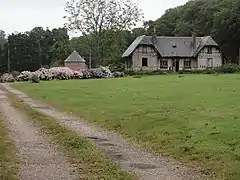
<box><xmin>0</xmin><ymin>27</ymin><xmax>71</xmax><ymax>73</ymax></box>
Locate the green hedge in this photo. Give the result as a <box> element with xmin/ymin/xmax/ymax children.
<box><xmin>124</xmin><ymin>64</ymin><xmax>240</xmax><ymax>76</ymax></box>
<box><xmin>124</xmin><ymin>70</ymin><xmax>168</xmax><ymax>76</ymax></box>
<box><xmin>215</xmin><ymin>64</ymin><xmax>240</xmax><ymax>73</ymax></box>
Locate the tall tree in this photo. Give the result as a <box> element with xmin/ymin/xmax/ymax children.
<box><xmin>64</xmin><ymin>0</ymin><xmax>143</xmax><ymax>67</ymax></box>
<box><xmin>0</xmin><ymin>30</ymin><xmax>7</xmax><ymax>73</ymax></box>
<box><xmin>2</xmin><ymin>27</ymin><xmax>71</xmax><ymax>73</ymax></box>
<box><xmin>0</xmin><ymin>30</ymin><xmax>5</xmax><ymax>48</ymax></box>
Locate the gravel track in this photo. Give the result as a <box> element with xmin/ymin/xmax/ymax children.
<box><xmin>0</xmin><ymin>88</ymin><xmax>77</xmax><ymax>180</ymax></box>
<box><xmin>2</xmin><ymin>84</ymin><xmax>206</xmax><ymax>180</ymax></box>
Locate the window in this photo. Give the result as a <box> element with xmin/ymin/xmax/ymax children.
<box><xmin>184</xmin><ymin>60</ymin><xmax>191</xmax><ymax>68</ymax></box>
<box><xmin>160</xmin><ymin>60</ymin><xmax>168</xmax><ymax>68</ymax></box>
<box><xmin>207</xmin><ymin>47</ymin><xmax>212</xmax><ymax>54</ymax></box>
<box><xmin>142</xmin><ymin>58</ymin><xmax>148</xmax><ymax>67</ymax></box>
<box><xmin>142</xmin><ymin>46</ymin><xmax>148</xmax><ymax>54</ymax></box>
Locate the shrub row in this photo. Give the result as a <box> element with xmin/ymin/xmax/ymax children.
<box><xmin>125</xmin><ymin>64</ymin><xmax>240</xmax><ymax>76</ymax></box>
<box><xmin>124</xmin><ymin>70</ymin><xmax>168</xmax><ymax>76</ymax></box>
<box><xmin>0</xmin><ymin>66</ymin><xmax>124</xmax><ymax>83</ymax></box>
<box><xmin>179</xmin><ymin>64</ymin><xmax>240</xmax><ymax>74</ymax></box>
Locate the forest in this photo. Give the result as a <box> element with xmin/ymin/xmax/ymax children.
<box><xmin>0</xmin><ymin>0</ymin><xmax>239</xmax><ymax>73</ymax></box>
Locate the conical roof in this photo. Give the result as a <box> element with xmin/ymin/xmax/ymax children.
<box><xmin>65</xmin><ymin>50</ymin><xmax>85</xmax><ymax>63</ymax></box>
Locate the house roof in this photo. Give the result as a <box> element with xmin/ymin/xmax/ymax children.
<box><xmin>65</xmin><ymin>50</ymin><xmax>86</xmax><ymax>63</ymax></box>
<box><xmin>122</xmin><ymin>35</ymin><xmax>219</xmax><ymax>58</ymax></box>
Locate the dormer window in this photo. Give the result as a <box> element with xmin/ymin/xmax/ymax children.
<box><xmin>172</xmin><ymin>44</ymin><xmax>177</xmax><ymax>48</ymax></box>
<box><xmin>207</xmin><ymin>47</ymin><xmax>212</xmax><ymax>54</ymax></box>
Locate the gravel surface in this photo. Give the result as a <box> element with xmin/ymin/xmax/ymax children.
<box><xmin>0</xmin><ymin>88</ymin><xmax>77</xmax><ymax>180</ymax></box>
<box><xmin>3</xmin><ymin>84</ymin><xmax>206</xmax><ymax>180</ymax></box>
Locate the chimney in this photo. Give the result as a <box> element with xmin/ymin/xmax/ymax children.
<box><xmin>192</xmin><ymin>32</ymin><xmax>196</xmax><ymax>49</ymax></box>
<box><xmin>152</xmin><ymin>25</ymin><xmax>157</xmax><ymax>44</ymax></box>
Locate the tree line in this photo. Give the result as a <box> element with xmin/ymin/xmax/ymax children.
<box><xmin>0</xmin><ymin>0</ymin><xmax>239</xmax><ymax>73</ymax></box>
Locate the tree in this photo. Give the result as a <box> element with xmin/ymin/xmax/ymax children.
<box><xmin>69</xmin><ymin>36</ymin><xmax>91</xmax><ymax>66</ymax></box>
<box><xmin>0</xmin><ymin>30</ymin><xmax>7</xmax><ymax>73</ymax></box>
<box><xmin>1</xmin><ymin>27</ymin><xmax>71</xmax><ymax>73</ymax></box>
<box><xmin>0</xmin><ymin>30</ymin><xmax>5</xmax><ymax>48</ymax></box>
<box><xmin>64</xmin><ymin>0</ymin><xmax>143</xmax><ymax>67</ymax></box>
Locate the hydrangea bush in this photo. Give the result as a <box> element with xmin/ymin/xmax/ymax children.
<box><xmin>0</xmin><ymin>73</ymin><xmax>15</xmax><ymax>83</ymax></box>
<box><xmin>12</xmin><ymin>66</ymin><xmax>124</xmax><ymax>82</ymax></box>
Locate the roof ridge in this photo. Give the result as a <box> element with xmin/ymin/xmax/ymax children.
<box><xmin>65</xmin><ymin>51</ymin><xmax>86</xmax><ymax>63</ymax></box>
<box><xmin>122</xmin><ymin>35</ymin><xmax>218</xmax><ymax>58</ymax></box>
<box><xmin>145</xmin><ymin>36</ymin><xmax>205</xmax><ymax>38</ymax></box>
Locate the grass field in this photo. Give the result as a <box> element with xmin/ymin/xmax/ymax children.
<box><xmin>12</xmin><ymin>74</ymin><xmax>240</xmax><ymax>180</ymax></box>
<box><xmin>0</xmin><ymin>113</ymin><xmax>19</xmax><ymax>180</ymax></box>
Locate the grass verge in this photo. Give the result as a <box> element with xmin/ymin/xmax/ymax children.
<box><xmin>8</xmin><ymin>92</ymin><xmax>134</xmax><ymax>180</ymax></box>
<box><xmin>0</xmin><ymin>113</ymin><xmax>19</xmax><ymax>180</ymax></box>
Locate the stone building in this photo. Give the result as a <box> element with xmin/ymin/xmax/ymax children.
<box><xmin>122</xmin><ymin>34</ymin><xmax>222</xmax><ymax>71</ymax></box>
<box><xmin>64</xmin><ymin>50</ymin><xmax>86</xmax><ymax>70</ymax></box>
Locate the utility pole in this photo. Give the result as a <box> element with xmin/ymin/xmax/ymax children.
<box><xmin>37</xmin><ymin>39</ymin><xmax>42</xmax><ymax>67</ymax></box>
<box><xmin>7</xmin><ymin>44</ymin><xmax>10</xmax><ymax>73</ymax></box>
<box><xmin>89</xmin><ymin>47</ymin><xmax>92</xmax><ymax>69</ymax></box>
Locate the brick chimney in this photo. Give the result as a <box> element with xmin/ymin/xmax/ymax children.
<box><xmin>152</xmin><ymin>25</ymin><xmax>157</xmax><ymax>44</ymax></box>
<box><xmin>192</xmin><ymin>32</ymin><xmax>196</xmax><ymax>49</ymax></box>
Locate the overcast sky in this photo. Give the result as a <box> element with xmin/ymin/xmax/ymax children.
<box><xmin>0</xmin><ymin>0</ymin><xmax>188</xmax><ymax>34</ymax></box>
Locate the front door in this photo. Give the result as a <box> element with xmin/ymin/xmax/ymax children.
<box><xmin>175</xmin><ymin>60</ymin><xmax>179</xmax><ymax>72</ymax></box>
<box><xmin>172</xmin><ymin>59</ymin><xmax>179</xmax><ymax>72</ymax></box>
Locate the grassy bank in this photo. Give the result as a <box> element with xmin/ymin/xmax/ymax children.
<box><xmin>0</xmin><ymin>113</ymin><xmax>19</xmax><ymax>180</ymax></box>
<box><xmin>11</xmin><ymin>74</ymin><xmax>240</xmax><ymax>180</ymax></box>
<box><xmin>8</xmin><ymin>93</ymin><xmax>134</xmax><ymax>180</ymax></box>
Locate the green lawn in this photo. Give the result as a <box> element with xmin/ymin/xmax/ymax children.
<box><xmin>0</xmin><ymin>113</ymin><xmax>19</xmax><ymax>180</ymax></box>
<box><xmin>12</xmin><ymin>74</ymin><xmax>240</xmax><ymax>180</ymax></box>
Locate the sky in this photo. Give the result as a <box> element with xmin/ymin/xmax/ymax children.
<box><xmin>0</xmin><ymin>0</ymin><xmax>188</xmax><ymax>35</ymax></box>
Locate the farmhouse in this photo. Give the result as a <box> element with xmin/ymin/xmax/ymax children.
<box><xmin>122</xmin><ymin>34</ymin><xmax>222</xmax><ymax>71</ymax></box>
<box><xmin>64</xmin><ymin>50</ymin><xmax>86</xmax><ymax>70</ymax></box>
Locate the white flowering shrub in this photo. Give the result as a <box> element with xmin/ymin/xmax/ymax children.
<box><xmin>0</xmin><ymin>73</ymin><xmax>15</xmax><ymax>83</ymax></box>
<box><xmin>16</xmin><ymin>71</ymin><xmax>32</xmax><ymax>81</ymax></box>
<box><xmin>13</xmin><ymin>66</ymin><xmax>123</xmax><ymax>82</ymax></box>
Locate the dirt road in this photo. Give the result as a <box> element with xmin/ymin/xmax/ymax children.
<box><xmin>0</xmin><ymin>88</ymin><xmax>77</xmax><ymax>180</ymax></box>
